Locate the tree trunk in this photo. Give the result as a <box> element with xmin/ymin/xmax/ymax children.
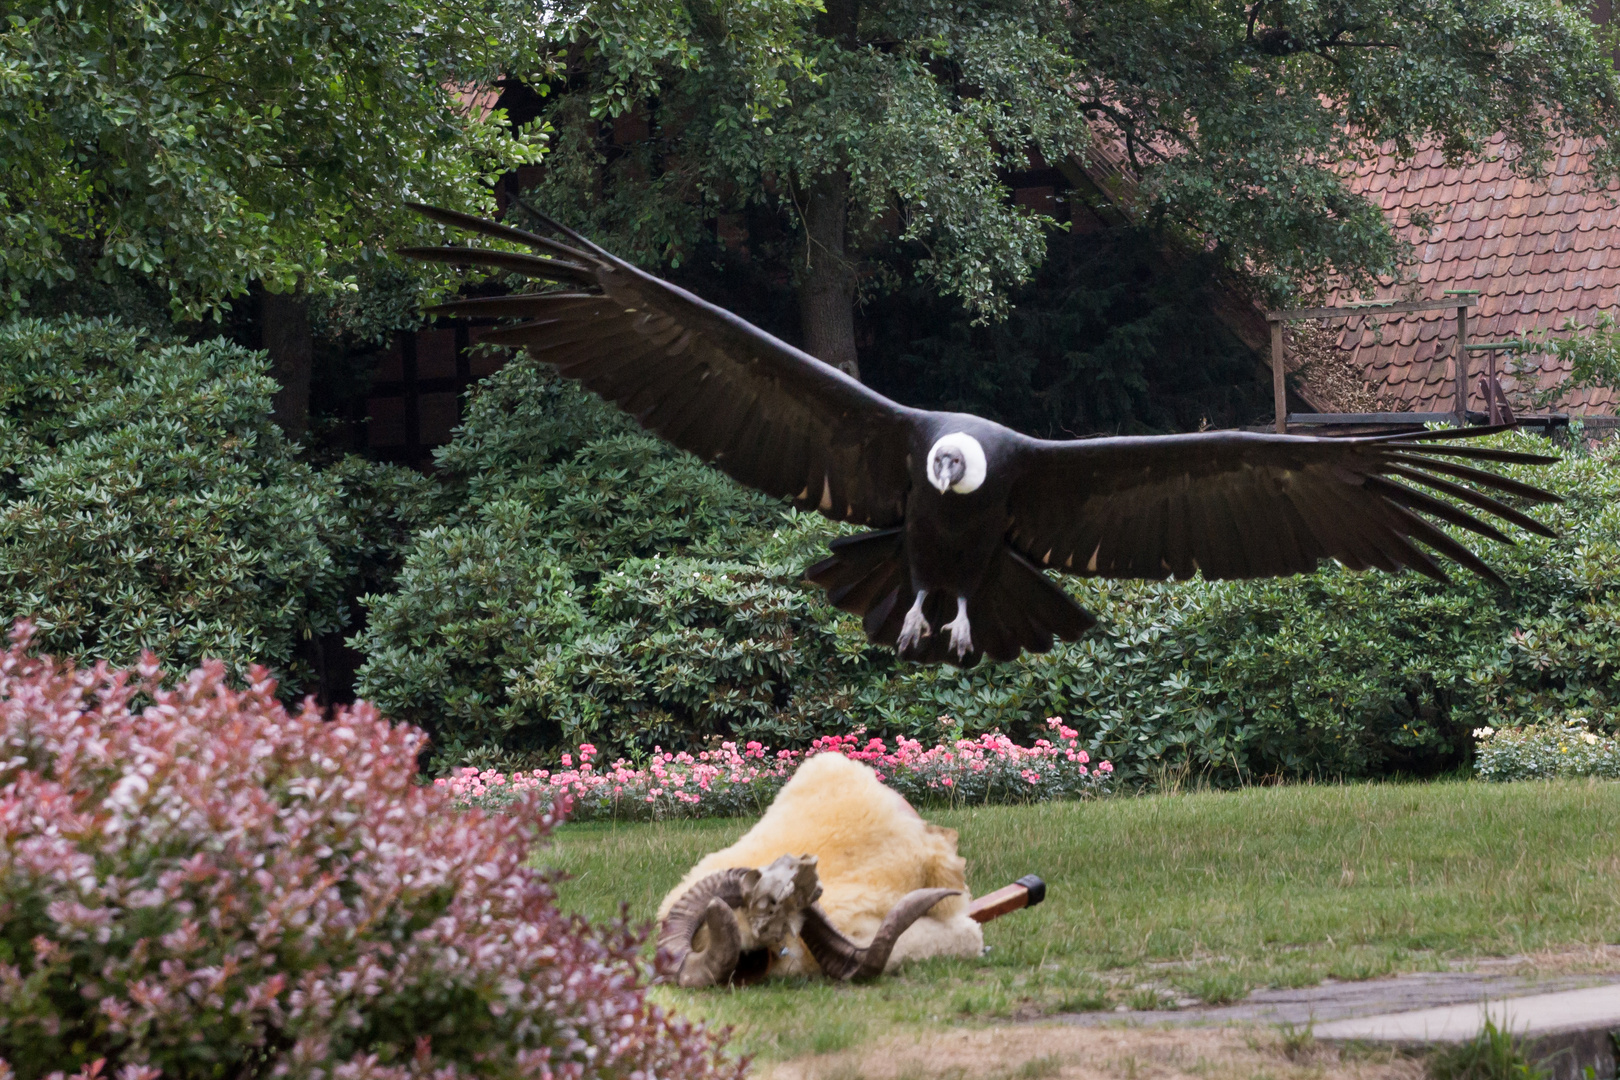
<box><xmin>798</xmin><ymin>170</ymin><xmax>861</xmax><ymax>380</ymax></box>
<box><xmin>796</xmin><ymin>0</ymin><xmax>862</xmax><ymax>380</ymax></box>
<box><xmin>256</xmin><ymin>287</ymin><xmax>313</xmax><ymax>442</ymax></box>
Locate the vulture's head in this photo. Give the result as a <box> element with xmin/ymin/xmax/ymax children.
<box><xmin>927</xmin><ymin>433</ymin><xmax>987</xmax><ymax>495</ymax></box>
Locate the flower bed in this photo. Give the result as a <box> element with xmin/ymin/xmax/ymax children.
<box><xmin>440</xmin><ymin>719</ymin><xmax>1115</xmax><ymax>819</ymax></box>
<box><xmin>1474</xmin><ymin>720</ymin><xmax>1620</xmax><ymax>782</ymax></box>
<box><xmin>0</xmin><ymin>623</ymin><xmax>737</xmax><ymax>1080</ymax></box>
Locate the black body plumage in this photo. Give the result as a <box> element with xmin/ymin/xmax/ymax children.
<box><xmin>402</xmin><ymin>204</ymin><xmax>1562</xmax><ymax>668</ymax></box>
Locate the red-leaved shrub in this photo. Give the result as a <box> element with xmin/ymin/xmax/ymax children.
<box><xmin>0</xmin><ymin>623</ymin><xmax>742</xmax><ymax>1080</ymax></box>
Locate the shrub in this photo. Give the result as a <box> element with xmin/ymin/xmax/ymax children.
<box><xmin>354</xmin><ymin>358</ymin><xmax>894</xmax><ymax>768</ymax></box>
<box><xmin>501</xmin><ymin>551</ymin><xmax>882</xmax><ymax>754</ymax></box>
<box><xmin>1474</xmin><ymin>719</ymin><xmax>1620</xmax><ymax>781</ymax></box>
<box><xmin>0</xmin><ymin>316</ymin><xmax>435</xmax><ymax>693</ymax></box>
<box><xmin>350</xmin><ymin>508</ymin><xmax>591</xmax><ymax>759</ymax></box>
<box><xmin>440</xmin><ymin>720</ymin><xmax>1115</xmax><ymax>820</ymax></box>
<box><xmin>0</xmin><ymin>623</ymin><xmax>740</xmax><ymax>1080</ymax></box>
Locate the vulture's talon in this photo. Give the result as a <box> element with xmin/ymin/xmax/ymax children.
<box><xmin>898</xmin><ymin>591</ymin><xmax>931</xmax><ymax>653</ymax></box>
<box><xmin>944</xmin><ymin>598</ymin><xmax>973</xmax><ymax>659</ymax></box>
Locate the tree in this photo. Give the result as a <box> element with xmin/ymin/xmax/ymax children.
<box><xmin>0</xmin><ymin>0</ymin><xmax>551</xmax><ymax>436</ymax></box>
<box><xmin>514</xmin><ymin>0</ymin><xmax>1620</xmax><ymax>380</ymax></box>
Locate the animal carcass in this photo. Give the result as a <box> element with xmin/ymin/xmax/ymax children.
<box><xmin>656</xmin><ymin>753</ymin><xmax>984</xmax><ymax>984</ymax></box>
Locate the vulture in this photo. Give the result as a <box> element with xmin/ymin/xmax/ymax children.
<box><xmin>400</xmin><ymin>204</ymin><xmax>1561</xmax><ymax>668</ymax></box>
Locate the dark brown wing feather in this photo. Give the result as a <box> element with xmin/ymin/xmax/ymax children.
<box><xmin>406</xmin><ymin>209</ymin><xmax>919</xmax><ymax>528</ymax></box>
<box><xmin>1005</xmin><ymin>430</ymin><xmax>1560</xmax><ymax>587</ymax></box>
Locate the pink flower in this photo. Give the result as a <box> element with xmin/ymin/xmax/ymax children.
<box><xmin>446</xmin><ymin>728</ymin><xmax>1112</xmax><ymax>822</ymax></box>
<box><xmin>0</xmin><ymin>623</ymin><xmax>728</xmax><ymax>1079</ymax></box>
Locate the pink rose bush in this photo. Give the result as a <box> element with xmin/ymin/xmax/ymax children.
<box><xmin>441</xmin><ymin>719</ymin><xmax>1114</xmax><ymax>819</ymax></box>
<box><xmin>0</xmin><ymin>624</ymin><xmax>740</xmax><ymax>1080</ymax></box>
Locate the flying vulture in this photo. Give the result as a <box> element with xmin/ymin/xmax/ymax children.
<box><xmin>401</xmin><ymin>204</ymin><xmax>1560</xmax><ymax>668</ymax></box>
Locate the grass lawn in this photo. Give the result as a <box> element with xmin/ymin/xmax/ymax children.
<box><xmin>542</xmin><ymin>779</ymin><xmax>1620</xmax><ymax>1063</ymax></box>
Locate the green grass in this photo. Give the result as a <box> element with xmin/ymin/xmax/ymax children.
<box><xmin>1426</xmin><ymin>1017</ymin><xmax>1550</xmax><ymax>1080</ymax></box>
<box><xmin>541</xmin><ymin>779</ymin><xmax>1620</xmax><ymax>1061</ymax></box>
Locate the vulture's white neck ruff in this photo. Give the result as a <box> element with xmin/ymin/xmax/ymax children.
<box><xmin>928</xmin><ymin>432</ymin><xmax>987</xmax><ymax>494</ymax></box>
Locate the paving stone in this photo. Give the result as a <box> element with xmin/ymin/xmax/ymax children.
<box><xmin>1057</xmin><ymin>971</ymin><xmax>1620</xmax><ymax>1029</ymax></box>
<box><xmin>1314</xmin><ymin>985</ymin><xmax>1620</xmax><ymax>1080</ymax></box>
<box><xmin>1314</xmin><ymin>983</ymin><xmax>1620</xmax><ymax>1042</ymax></box>
<box><xmin>1055</xmin><ymin>972</ymin><xmax>1620</xmax><ymax>1080</ymax></box>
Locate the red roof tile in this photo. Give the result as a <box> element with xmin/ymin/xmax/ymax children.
<box><xmin>1324</xmin><ymin>136</ymin><xmax>1620</xmax><ymax>414</ymax></box>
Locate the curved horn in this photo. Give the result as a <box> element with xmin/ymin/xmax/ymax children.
<box><xmin>800</xmin><ymin>887</ymin><xmax>960</xmax><ymax>981</ymax></box>
<box><xmin>657</xmin><ymin>868</ymin><xmax>755</xmax><ymax>988</ymax></box>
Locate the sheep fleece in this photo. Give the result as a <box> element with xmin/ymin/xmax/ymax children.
<box><xmin>657</xmin><ymin>753</ymin><xmax>983</xmax><ymax>971</ymax></box>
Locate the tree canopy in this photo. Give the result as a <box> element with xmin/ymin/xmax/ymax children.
<box><xmin>0</xmin><ymin>0</ymin><xmax>551</xmax><ymax>320</ymax></box>
<box><xmin>517</xmin><ymin>0</ymin><xmax>1620</xmax><ymax>377</ymax></box>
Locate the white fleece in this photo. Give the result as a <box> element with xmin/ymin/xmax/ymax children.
<box><xmin>658</xmin><ymin>753</ymin><xmax>984</xmax><ymax>973</ymax></box>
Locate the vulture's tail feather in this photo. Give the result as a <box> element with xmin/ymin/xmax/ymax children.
<box><xmin>964</xmin><ymin>547</ymin><xmax>1097</xmax><ymax>666</ymax></box>
<box><xmin>806</xmin><ymin>529</ymin><xmax>907</xmax><ymax>621</ymax></box>
<box><xmin>806</xmin><ymin>533</ymin><xmax>1095</xmax><ymax>669</ymax></box>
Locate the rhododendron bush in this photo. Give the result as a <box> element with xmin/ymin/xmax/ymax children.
<box><xmin>0</xmin><ymin>625</ymin><xmax>740</xmax><ymax>1080</ymax></box>
<box><xmin>441</xmin><ymin>721</ymin><xmax>1115</xmax><ymax>819</ymax></box>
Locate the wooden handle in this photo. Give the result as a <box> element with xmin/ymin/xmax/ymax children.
<box><xmin>968</xmin><ymin>875</ymin><xmax>1047</xmax><ymax>924</ymax></box>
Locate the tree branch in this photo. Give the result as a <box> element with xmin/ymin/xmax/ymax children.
<box><xmin>1076</xmin><ymin>100</ymin><xmax>1167</xmax><ymax>174</ymax></box>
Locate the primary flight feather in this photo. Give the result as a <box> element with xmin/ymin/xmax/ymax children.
<box><xmin>401</xmin><ymin>204</ymin><xmax>1561</xmax><ymax>668</ymax></box>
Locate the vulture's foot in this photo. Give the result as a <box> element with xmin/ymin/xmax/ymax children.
<box><xmin>898</xmin><ymin>591</ymin><xmax>931</xmax><ymax>654</ymax></box>
<box><xmin>944</xmin><ymin>596</ymin><xmax>973</xmax><ymax>660</ymax></box>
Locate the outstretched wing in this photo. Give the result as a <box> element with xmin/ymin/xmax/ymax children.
<box><xmin>400</xmin><ymin>204</ymin><xmax>918</xmax><ymax>528</ymax></box>
<box><xmin>1004</xmin><ymin>428</ymin><xmax>1560</xmax><ymax>586</ymax></box>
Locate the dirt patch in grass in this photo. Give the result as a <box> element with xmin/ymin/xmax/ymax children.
<box><xmin>761</xmin><ymin>1024</ymin><xmax>1424</xmax><ymax>1080</ymax></box>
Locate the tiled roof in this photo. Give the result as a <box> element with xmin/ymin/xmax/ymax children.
<box><xmin>1332</xmin><ymin>137</ymin><xmax>1620</xmax><ymax>414</ymax></box>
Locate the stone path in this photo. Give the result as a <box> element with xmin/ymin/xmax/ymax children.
<box><xmin>1314</xmin><ymin>983</ymin><xmax>1620</xmax><ymax>1080</ymax></box>
<box><xmin>1055</xmin><ymin>968</ymin><xmax>1620</xmax><ymax>1080</ymax></box>
<box><xmin>1056</xmin><ymin>970</ymin><xmax>1620</xmax><ymax>1030</ymax></box>
<box><xmin>1313</xmin><ymin>982</ymin><xmax>1620</xmax><ymax>1042</ymax></box>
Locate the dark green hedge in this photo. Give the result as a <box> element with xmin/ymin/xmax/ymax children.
<box><xmin>0</xmin><ymin>316</ymin><xmax>435</xmax><ymax>691</ymax></box>
<box><xmin>356</xmin><ymin>355</ymin><xmax>1620</xmax><ymax>781</ymax></box>
<box><xmin>350</xmin><ymin>357</ymin><xmax>894</xmax><ymax>769</ymax></box>
<box><xmin>8</xmin><ymin>318</ymin><xmax>1611</xmax><ymax>782</ymax></box>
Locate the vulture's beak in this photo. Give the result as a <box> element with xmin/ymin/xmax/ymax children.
<box><xmin>932</xmin><ymin>471</ymin><xmax>952</xmax><ymax>494</ymax></box>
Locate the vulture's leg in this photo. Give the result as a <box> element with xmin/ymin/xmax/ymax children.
<box><xmin>944</xmin><ymin>595</ymin><xmax>973</xmax><ymax>659</ymax></box>
<box><xmin>897</xmin><ymin>590</ymin><xmax>931</xmax><ymax>653</ymax></box>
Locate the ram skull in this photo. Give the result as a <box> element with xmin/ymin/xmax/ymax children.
<box><xmin>658</xmin><ymin>853</ymin><xmax>957</xmax><ymax>987</ymax></box>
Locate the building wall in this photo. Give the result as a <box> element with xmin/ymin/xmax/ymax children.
<box><xmin>364</xmin><ymin>325</ymin><xmax>505</xmax><ymax>468</ymax></box>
